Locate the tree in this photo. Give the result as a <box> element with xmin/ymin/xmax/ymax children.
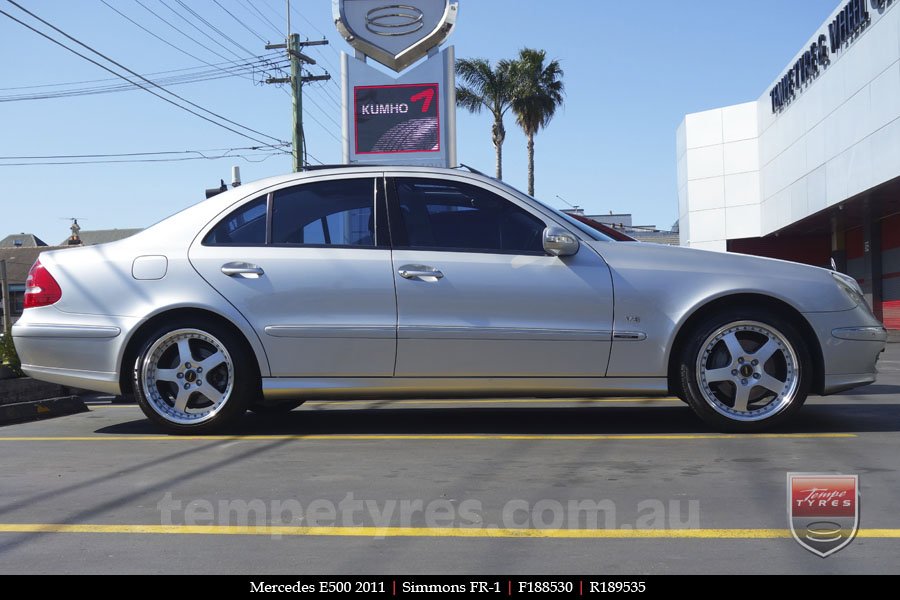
<box><xmin>455</xmin><ymin>57</ymin><xmax>516</xmax><ymax>179</ymax></box>
<box><xmin>510</xmin><ymin>48</ymin><xmax>565</xmax><ymax>196</ymax></box>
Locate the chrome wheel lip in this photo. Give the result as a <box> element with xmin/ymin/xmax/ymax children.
<box><xmin>696</xmin><ymin>320</ymin><xmax>800</xmax><ymax>423</ymax></box>
<box><xmin>141</xmin><ymin>328</ymin><xmax>234</xmax><ymax>426</ymax></box>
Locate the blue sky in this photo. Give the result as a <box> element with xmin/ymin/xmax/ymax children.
<box><xmin>1</xmin><ymin>0</ymin><xmax>836</xmax><ymax>243</ymax></box>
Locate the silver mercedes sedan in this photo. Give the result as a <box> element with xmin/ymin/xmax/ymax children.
<box><xmin>12</xmin><ymin>166</ymin><xmax>887</xmax><ymax>433</ymax></box>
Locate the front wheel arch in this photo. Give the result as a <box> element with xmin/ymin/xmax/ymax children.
<box><xmin>119</xmin><ymin>308</ymin><xmax>261</xmax><ymax>397</ymax></box>
<box><xmin>666</xmin><ymin>294</ymin><xmax>824</xmax><ymax>399</ymax></box>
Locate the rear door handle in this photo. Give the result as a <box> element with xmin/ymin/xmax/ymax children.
<box><xmin>221</xmin><ymin>262</ymin><xmax>265</xmax><ymax>277</ymax></box>
<box><xmin>398</xmin><ymin>264</ymin><xmax>444</xmax><ymax>280</ymax></box>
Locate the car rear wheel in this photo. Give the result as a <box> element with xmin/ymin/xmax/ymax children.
<box><xmin>133</xmin><ymin>318</ymin><xmax>256</xmax><ymax>433</ymax></box>
<box><xmin>678</xmin><ymin>309</ymin><xmax>811</xmax><ymax>432</ymax></box>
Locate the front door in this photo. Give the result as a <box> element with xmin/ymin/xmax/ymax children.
<box><xmin>189</xmin><ymin>175</ymin><xmax>397</xmax><ymax>377</ymax></box>
<box><xmin>387</xmin><ymin>175</ymin><xmax>614</xmax><ymax>377</ymax></box>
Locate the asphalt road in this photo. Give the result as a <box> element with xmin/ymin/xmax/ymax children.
<box><xmin>1</xmin><ymin>344</ymin><xmax>898</xmax><ymax>574</ymax></box>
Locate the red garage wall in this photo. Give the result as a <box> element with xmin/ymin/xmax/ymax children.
<box><xmin>727</xmin><ymin>235</ymin><xmax>831</xmax><ymax>268</ymax></box>
<box><xmin>882</xmin><ymin>213</ymin><xmax>900</xmax><ymax>330</ymax></box>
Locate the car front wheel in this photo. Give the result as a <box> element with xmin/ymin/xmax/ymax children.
<box><xmin>678</xmin><ymin>309</ymin><xmax>811</xmax><ymax>432</ymax></box>
<box><xmin>133</xmin><ymin>318</ymin><xmax>256</xmax><ymax>434</ymax></box>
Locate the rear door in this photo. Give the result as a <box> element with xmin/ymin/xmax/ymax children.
<box><xmin>189</xmin><ymin>175</ymin><xmax>397</xmax><ymax>377</ymax></box>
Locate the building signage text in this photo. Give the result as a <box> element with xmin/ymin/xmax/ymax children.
<box><xmin>769</xmin><ymin>0</ymin><xmax>871</xmax><ymax>113</ymax></box>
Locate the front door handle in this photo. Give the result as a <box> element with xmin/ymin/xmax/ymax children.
<box><xmin>221</xmin><ymin>262</ymin><xmax>265</xmax><ymax>278</ymax></box>
<box><xmin>398</xmin><ymin>264</ymin><xmax>444</xmax><ymax>280</ymax></box>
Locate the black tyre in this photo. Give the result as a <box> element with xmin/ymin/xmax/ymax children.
<box><xmin>132</xmin><ymin>317</ymin><xmax>258</xmax><ymax>434</ymax></box>
<box><xmin>678</xmin><ymin>308</ymin><xmax>811</xmax><ymax>432</ymax></box>
<box><xmin>248</xmin><ymin>400</ymin><xmax>304</xmax><ymax>415</ymax></box>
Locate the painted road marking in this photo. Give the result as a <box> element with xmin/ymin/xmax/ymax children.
<box><xmin>0</xmin><ymin>523</ymin><xmax>896</xmax><ymax>539</ymax></box>
<box><xmin>0</xmin><ymin>433</ymin><xmax>856</xmax><ymax>442</ymax></box>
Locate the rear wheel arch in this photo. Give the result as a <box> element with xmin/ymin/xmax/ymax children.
<box><xmin>119</xmin><ymin>308</ymin><xmax>262</xmax><ymax>396</ymax></box>
<box><xmin>666</xmin><ymin>294</ymin><xmax>825</xmax><ymax>399</ymax></box>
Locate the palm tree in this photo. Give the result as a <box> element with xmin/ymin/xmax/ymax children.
<box><xmin>510</xmin><ymin>49</ymin><xmax>565</xmax><ymax>196</ymax></box>
<box><xmin>455</xmin><ymin>57</ymin><xmax>515</xmax><ymax>179</ymax></box>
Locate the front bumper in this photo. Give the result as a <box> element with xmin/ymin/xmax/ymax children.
<box><xmin>804</xmin><ymin>307</ymin><xmax>887</xmax><ymax>395</ymax></box>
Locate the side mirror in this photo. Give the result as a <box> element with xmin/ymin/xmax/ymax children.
<box><xmin>542</xmin><ymin>226</ymin><xmax>579</xmax><ymax>257</ymax></box>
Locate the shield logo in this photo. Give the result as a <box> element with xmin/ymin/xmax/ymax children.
<box><xmin>334</xmin><ymin>0</ymin><xmax>458</xmax><ymax>71</ymax></box>
<box><xmin>787</xmin><ymin>473</ymin><xmax>859</xmax><ymax>557</ymax></box>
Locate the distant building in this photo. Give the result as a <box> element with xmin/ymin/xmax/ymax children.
<box><xmin>58</xmin><ymin>227</ymin><xmax>142</xmax><ymax>247</ymax></box>
<box><xmin>0</xmin><ymin>233</ymin><xmax>47</xmax><ymax>248</ymax></box>
<box><xmin>563</xmin><ymin>210</ymin><xmax>680</xmax><ymax>246</ymax></box>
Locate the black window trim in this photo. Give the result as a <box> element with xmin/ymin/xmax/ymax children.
<box><xmin>385</xmin><ymin>176</ymin><xmax>549</xmax><ymax>257</ymax></box>
<box><xmin>203</xmin><ymin>176</ymin><xmax>391</xmax><ymax>250</ymax></box>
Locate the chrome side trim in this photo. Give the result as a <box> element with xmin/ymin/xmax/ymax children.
<box><xmin>822</xmin><ymin>372</ymin><xmax>877</xmax><ymax>395</ymax></box>
<box><xmin>12</xmin><ymin>324</ymin><xmax>121</xmax><ymax>339</ymax></box>
<box><xmin>20</xmin><ymin>364</ymin><xmax>121</xmax><ymax>395</ymax></box>
<box><xmin>612</xmin><ymin>331</ymin><xmax>647</xmax><ymax>341</ymax></box>
<box><xmin>398</xmin><ymin>326</ymin><xmax>613</xmax><ymax>341</ymax></box>
<box><xmin>264</xmin><ymin>325</ymin><xmax>395</xmax><ymax>339</ymax></box>
<box><xmin>262</xmin><ymin>377</ymin><xmax>667</xmax><ymax>400</ymax></box>
<box><xmin>831</xmin><ymin>326</ymin><xmax>888</xmax><ymax>342</ymax></box>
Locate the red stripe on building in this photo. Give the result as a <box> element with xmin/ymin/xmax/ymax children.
<box><xmin>883</xmin><ymin>300</ymin><xmax>900</xmax><ymax>330</ymax></box>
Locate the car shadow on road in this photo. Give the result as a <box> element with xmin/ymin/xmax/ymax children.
<box><xmin>94</xmin><ymin>401</ymin><xmax>900</xmax><ymax>436</ymax></box>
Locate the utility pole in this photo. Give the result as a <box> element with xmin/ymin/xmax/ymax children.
<box><xmin>1</xmin><ymin>259</ymin><xmax>11</xmax><ymax>333</ymax></box>
<box><xmin>266</xmin><ymin>35</ymin><xmax>331</xmax><ymax>171</ymax></box>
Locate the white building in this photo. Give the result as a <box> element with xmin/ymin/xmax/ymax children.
<box><xmin>677</xmin><ymin>0</ymin><xmax>900</xmax><ymax>330</ymax></box>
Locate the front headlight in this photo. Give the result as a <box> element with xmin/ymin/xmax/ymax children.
<box><xmin>831</xmin><ymin>271</ymin><xmax>869</xmax><ymax>311</ymax></box>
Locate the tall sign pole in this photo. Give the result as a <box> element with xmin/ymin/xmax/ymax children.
<box><xmin>334</xmin><ymin>0</ymin><xmax>458</xmax><ymax>167</ymax></box>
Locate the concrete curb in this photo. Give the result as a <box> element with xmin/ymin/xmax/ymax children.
<box><xmin>0</xmin><ymin>377</ymin><xmax>71</xmax><ymax>406</ymax></box>
<box><xmin>887</xmin><ymin>330</ymin><xmax>900</xmax><ymax>344</ymax></box>
<box><xmin>0</xmin><ymin>395</ymin><xmax>88</xmax><ymax>426</ymax></box>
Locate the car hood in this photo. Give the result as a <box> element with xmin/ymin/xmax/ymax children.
<box><xmin>586</xmin><ymin>240</ymin><xmax>856</xmax><ymax>313</ymax></box>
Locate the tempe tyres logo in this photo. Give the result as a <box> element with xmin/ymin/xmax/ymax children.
<box><xmin>787</xmin><ymin>473</ymin><xmax>859</xmax><ymax>557</ymax></box>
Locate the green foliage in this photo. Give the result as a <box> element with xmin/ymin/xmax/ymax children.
<box><xmin>0</xmin><ymin>328</ymin><xmax>23</xmax><ymax>377</ymax></box>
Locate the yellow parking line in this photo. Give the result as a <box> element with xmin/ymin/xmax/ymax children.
<box><xmin>0</xmin><ymin>433</ymin><xmax>856</xmax><ymax>442</ymax></box>
<box><xmin>0</xmin><ymin>523</ymin><xmax>896</xmax><ymax>539</ymax></box>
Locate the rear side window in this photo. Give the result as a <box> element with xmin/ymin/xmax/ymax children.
<box><xmin>271</xmin><ymin>178</ymin><xmax>377</xmax><ymax>247</ymax></box>
<box><xmin>203</xmin><ymin>196</ymin><xmax>267</xmax><ymax>245</ymax></box>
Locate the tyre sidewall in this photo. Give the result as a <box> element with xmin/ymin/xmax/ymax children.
<box><xmin>679</xmin><ymin>308</ymin><xmax>812</xmax><ymax>432</ymax></box>
<box><xmin>132</xmin><ymin>317</ymin><xmax>257</xmax><ymax>434</ymax></box>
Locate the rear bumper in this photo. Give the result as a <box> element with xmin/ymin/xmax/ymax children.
<box><xmin>19</xmin><ymin>364</ymin><xmax>121</xmax><ymax>395</ymax></box>
<box><xmin>12</xmin><ymin>313</ymin><xmax>132</xmax><ymax>395</ymax></box>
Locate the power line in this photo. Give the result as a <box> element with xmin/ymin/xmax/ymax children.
<box><xmin>173</xmin><ymin>0</ymin><xmax>256</xmax><ymax>58</ymax></box>
<box><xmin>237</xmin><ymin>0</ymin><xmax>282</xmax><ymax>37</ymax></box>
<box><xmin>1</xmin><ymin>2</ymin><xmax>286</xmax><ymax>149</ymax></box>
<box><xmin>156</xmin><ymin>0</ymin><xmax>246</xmax><ymax>60</ymax></box>
<box><xmin>0</xmin><ymin>53</ymin><xmax>283</xmax><ymax>91</ymax></box>
<box><xmin>1</xmin><ymin>59</ymin><xmax>287</xmax><ymax>102</ymax></box>
<box><xmin>211</xmin><ymin>0</ymin><xmax>268</xmax><ymax>44</ymax></box>
<box><xmin>0</xmin><ymin>151</ymin><xmax>287</xmax><ymax>166</ymax></box>
<box><xmin>0</xmin><ymin>145</ymin><xmax>289</xmax><ymax>160</ymax></box>
<box><xmin>101</xmin><ymin>0</ymin><xmax>268</xmax><ymax>82</ymax></box>
<box><xmin>139</xmin><ymin>0</ymin><xmax>242</xmax><ymax>63</ymax></box>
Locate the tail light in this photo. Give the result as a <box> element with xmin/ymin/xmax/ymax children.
<box><xmin>24</xmin><ymin>259</ymin><xmax>62</xmax><ymax>309</ymax></box>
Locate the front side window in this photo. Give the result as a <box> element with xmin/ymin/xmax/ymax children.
<box><xmin>203</xmin><ymin>196</ymin><xmax>267</xmax><ymax>245</ymax></box>
<box><xmin>272</xmin><ymin>178</ymin><xmax>377</xmax><ymax>247</ymax></box>
<box><xmin>392</xmin><ymin>178</ymin><xmax>546</xmax><ymax>254</ymax></box>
